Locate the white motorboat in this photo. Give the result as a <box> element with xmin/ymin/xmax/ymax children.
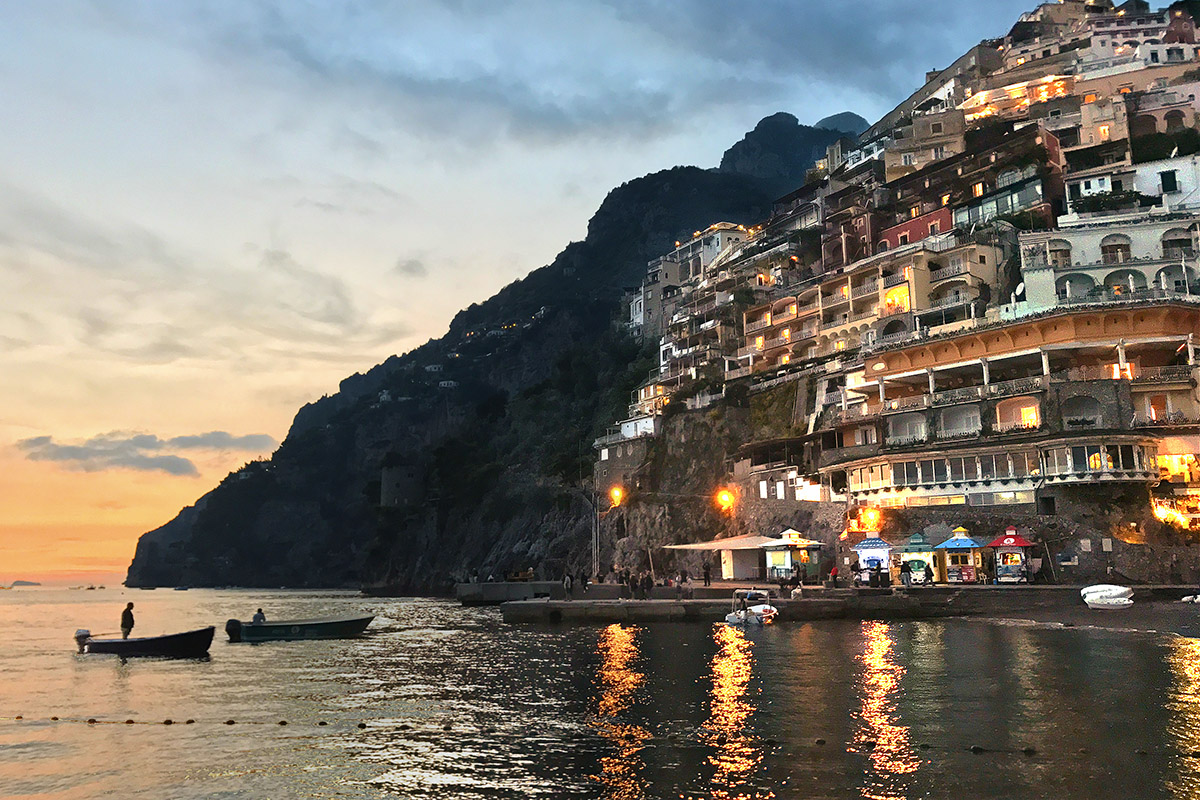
<box><xmin>1081</xmin><ymin>584</ymin><xmax>1133</xmax><ymax>610</ymax></box>
<box><xmin>725</xmin><ymin>589</ymin><xmax>778</xmax><ymax>626</ymax></box>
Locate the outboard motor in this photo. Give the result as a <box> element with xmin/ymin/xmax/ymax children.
<box><xmin>224</xmin><ymin>619</ymin><xmax>242</xmax><ymax>643</ymax></box>
<box><xmin>74</xmin><ymin>629</ymin><xmax>91</xmax><ymax>653</ymax></box>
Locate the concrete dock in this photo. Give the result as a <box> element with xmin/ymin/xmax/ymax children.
<box><xmin>500</xmin><ymin>585</ymin><xmax>1198</xmax><ymax>624</ymax></box>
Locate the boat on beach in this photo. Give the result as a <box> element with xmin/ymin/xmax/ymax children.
<box><xmin>74</xmin><ymin>627</ymin><xmax>215</xmax><ymax>658</ymax></box>
<box><xmin>724</xmin><ymin>589</ymin><xmax>778</xmax><ymax>626</ymax></box>
<box><xmin>1081</xmin><ymin>584</ymin><xmax>1134</xmax><ymax>610</ymax></box>
<box><xmin>224</xmin><ymin>615</ymin><xmax>375</xmax><ymax>642</ymax></box>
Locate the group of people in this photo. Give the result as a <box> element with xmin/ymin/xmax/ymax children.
<box><xmin>561</xmin><ymin>570</ymin><xmax>591</xmax><ymax>600</ymax></box>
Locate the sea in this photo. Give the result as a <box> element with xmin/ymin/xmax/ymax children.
<box><xmin>4</xmin><ymin>588</ymin><xmax>1200</xmax><ymax>799</ymax></box>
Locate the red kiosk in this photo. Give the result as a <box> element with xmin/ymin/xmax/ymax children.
<box><xmin>986</xmin><ymin>527</ymin><xmax>1035</xmax><ymax>583</ymax></box>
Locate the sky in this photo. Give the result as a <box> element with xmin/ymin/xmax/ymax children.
<box><xmin>0</xmin><ymin>0</ymin><xmax>1032</xmax><ymax>585</ymax></box>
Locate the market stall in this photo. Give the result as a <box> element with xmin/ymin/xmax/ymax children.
<box><xmin>985</xmin><ymin>527</ymin><xmax>1035</xmax><ymax>583</ymax></box>
<box><xmin>851</xmin><ymin>537</ymin><xmax>892</xmax><ymax>587</ymax></box>
<box><xmin>764</xmin><ymin>528</ymin><xmax>825</xmax><ymax>583</ymax></box>
<box><xmin>897</xmin><ymin>532</ymin><xmax>939</xmax><ymax>584</ymax></box>
<box><xmin>934</xmin><ymin>527</ymin><xmax>985</xmax><ymax>584</ymax></box>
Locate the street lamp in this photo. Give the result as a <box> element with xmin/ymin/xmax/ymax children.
<box><xmin>715</xmin><ymin>487</ymin><xmax>737</xmax><ymax>514</ymax></box>
<box><xmin>590</xmin><ymin>484</ymin><xmax>625</xmax><ymax>580</ymax></box>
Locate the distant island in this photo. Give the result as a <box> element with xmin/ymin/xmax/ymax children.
<box><xmin>9</xmin><ymin>580</ymin><xmax>41</xmax><ymax>587</ymax></box>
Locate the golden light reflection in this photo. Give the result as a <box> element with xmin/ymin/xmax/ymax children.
<box><xmin>1167</xmin><ymin>636</ymin><xmax>1200</xmax><ymax>798</ymax></box>
<box><xmin>701</xmin><ymin>624</ymin><xmax>772</xmax><ymax>800</ymax></box>
<box><xmin>589</xmin><ymin>624</ymin><xmax>651</xmax><ymax>800</ymax></box>
<box><xmin>850</xmin><ymin>622</ymin><xmax>919</xmax><ymax>800</ymax></box>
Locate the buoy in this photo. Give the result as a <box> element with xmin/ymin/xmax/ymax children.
<box><xmin>399</xmin><ymin>724</ymin><xmax>411</xmax><ymax>730</ymax></box>
<box><xmin>225</xmin><ymin>720</ymin><xmax>236</xmax><ymax>725</ymax></box>
<box><xmin>815</xmin><ymin>738</ymin><xmax>826</xmax><ymax>746</ymax></box>
<box><xmin>357</xmin><ymin>722</ymin><xmax>367</xmax><ymax>729</ymax></box>
<box><xmin>50</xmin><ymin>716</ymin><xmax>58</xmax><ymax>721</ymax></box>
<box><xmin>317</xmin><ymin>721</ymin><xmax>328</xmax><ymax>727</ymax></box>
<box><xmin>442</xmin><ymin>723</ymin><xmax>452</xmax><ymax>731</ymax></box>
<box><xmin>1022</xmin><ymin>746</ymin><xmax>1037</xmax><ymax>756</ymax></box>
<box><xmin>970</xmin><ymin>745</ymin><xmax>986</xmax><ymax>754</ymax></box>
<box><xmin>163</xmin><ymin>719</ymin><xmax>173</xmax><ymax>725</ymax></box>
<box><xmin>15</xmin><ymin>715</ymin><xmax>22</xmax><ymax>720</ymax></box>
<box><xmin>87</xmin><ymin>718</ymin><xmax>97</xmax><ymax>724</ymax></box>
<box><xmin>125</xmin><ymin>719</ymin><xmax>135</xmax><ymax>725</ymax></box>
<box><xmin>278</xmin><ymin>720</ymin><xmax>288</xmax><ymax>726</ymax></box>
<box><xmin>185</xmin><ymin>720</ymin><xmax>195</xmax><ymax>725</ymax></box>
<box><xmin>862</xmin><ymin>740</ymin><xmax>877</xmax><ymax>750</ymax></box>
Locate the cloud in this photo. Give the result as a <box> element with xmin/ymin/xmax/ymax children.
<box><xmin>394</xmin><ymin>257</ymin><xmax>427</xmax><ymax>278</ymax></box>
<box><xmin>15</xmin><ymin>430</ymin><xmax>278</xmax><ymax>476</ymax></box>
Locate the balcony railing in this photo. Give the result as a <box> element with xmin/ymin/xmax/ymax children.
<box><xmin>994</xmin><ymin>419</ymin><xmax>1040</xmax><ymax>434</ymax></box>
<box><xmin>929</xmin><ymin>263</ymin><xmax>969</xmax><ymax>282</ymax></box>
<box><xmin>1133</xmin><ymin>365</ymin><xmax>1195</xmax><ymax>383</ymax></box>
<box><xmin>830</xmin><ymin>404</ymin><xmax>880</xmax><ymax>425</ymax></box>
<box><xmin>938</xmin><ymin>426</ymin><xmax>983</xmax><ymax>440</ymax></box>
<box><xmin>849</xmin><ymin>308</ymin><xmax>877</xmax><ymax>323</ymax></box>
<box><xmin>883</xmin><ymin>272</ymin><xmax>908</xmax><ymax>288</ymax></box>
<box><xmin>882</xmin><ymin>395</ymin><xmax>929</xmax><ymax>413</ymax></box>
<box><xmin>1133</xmin><ymin>412</ymin><xmax>1200</xmax><ymax>427</ymax></box>
<box><xmin>736</xmin><ymin>344</ymin><xmax>760</xmax><ymax>358</ymax></box>
<box><xmin>725</xmin><ymin>366</ymin><xmax>754</xmax><ymax>381</ymax></box>
<box><xmin>746</xmin><ymin>318</ymin><xmax>772</xmax><ymax>334</ymax></box>
<box><xmin>851</xmin><ymin>281</ymin><xmax>879</xmax><ymax>298</ymax></box>
<box><xmin>985</xmin><ymin>375</ymin><xmax>1047</xmax><ymax>398</ymax></box>
<box><xmin>931</xmin><ymin>386</ymin><xmax>983</xmax><ymax>406</ymax></box>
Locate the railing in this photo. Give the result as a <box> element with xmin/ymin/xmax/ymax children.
<box><xmin>593</xmin><ymin>429</ymin><xmax>657</xmax><ymax>448</ymax></box>
<box><xmin>851</xmin><ymin>280</ymin><xmax>879</xmax><ymax>298</ymax></box>
<box><xmin>882</xmin><ymin>395</ymin><xmax>928</xmax><ymax>413</ymax></box>
<box><xmin>736</xmin><ymin>344</ymin><xmax>760</xmax><ymax>358</ymax></box>
<box><xmin>929</xmin><ymin>262</ymin><xmax>969</xmax><ymax>282</ymax></box>
<box><xmin>1133</xmin><ymin>412</ymin><xmax>1200</xmax><ymax>427</ymax></box>
<box><xmin>772</xmin><ymin>309</ymin><xmax>797</xmax><ymax>325</ymax></box>
<box><xmin>849</xmin><ymin>308</ymin><xmax>877</xmax><ymax>322</ymax></box>
<box><xmin>763</xmin><ymin>336</ymin><xmax>790</xmax><ymax>350</ymax></box>
<box><xmin>884</xmin><ymin>434</ymin><xmax>928</xmax><ymax>447</ymax></box>
<box><xmin>985</xmin><ymin>375</ymin><xmax>1047</xmax><ymax>398</ymax></box>
<box><xmin>922</xmin><ymin>294</ymin><xmax>972</xmax><ymax>313</ymax></box>
<box><xmin>725</xmin><ymin>366</ymin><xmax>753</xmax><ymax>380</ymax></box>
<box><xmin>746</xmin><ymin>318</ymin><xmax>772</xmax><ymax>334</ymax></box>
<box><xmin>1133</xmin><ymin>365</ymin><xmax>1195</xmax><ymax>383</ymax></box>
<box><xmin>1055</xmin><ymin>288</ymin><xmax>1200</xmax><ymax>308</ymax></box>
<box><xmin>830</xmin><ymin>404</ymin><xmax>880</xmax><ymax>425</ymax></box>
<box><xmin>822</xmin><ymin>291</ymin><xmax>850</xmax><ymax>306</ymax></box>
<box><xmin>931</xmin><ymin>386</ymin><xmax>983</xmax><ymax>406</ymax></box>
<box><xmin>938</xmin><ymin>426</ymin><xmax>983</xmax><ymax>440</ymax></box>
<box><xmin>994</xmin><ymin>419</ymin><xmax>1040</xmax><ymax>434</ymax></box>
<box><xmin>883</xmin><ymin>272</ymin><xmax>908</xmax><ymax>288</ymax></box>
<box><xmin>872</xmin><ymin>330</ymin><xmax>917</xmax><ymax>348</ymax></box>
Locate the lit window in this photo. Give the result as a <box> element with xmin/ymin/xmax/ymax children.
<box><xmin>835</xmin><ymin>340</ymin><xmax>846</xmax><ymax>351</ymax></box>
<box><xmin>910</xmin><ymin>205</ymin><xmax>921</xmax><ymax>219</ymax></box>
<box><xmin>782</xmin><ymin>328</ymin><xmax>791</xmax><ymax>341</ymax></box>
<box><xmin>1084</xmin><ymin>93</ymin><xmax>1097</xmax><ymax>103</ymax></box>
<box><xmin>840</xmin><ymin>285</ymin><xmax>849</xmax><ymax>298</ymax></box>
<box><xmin>781</xmin><ymin>354</ymin><xmax>791</xmax><ymax>364</ymax></box>
<box><xmin>789</xmin><ymin>303</ymin><xmax>797</xmax><ymax>315</ymax></box>
<box><xmin>1020</xmin><ymin>406</ymin><xmax>1040</xmax><ymax>428</ymax></box>
<box><xmin>972</xmin><ymin>182</ymin><xmax>985</xmax><ymax>197</ymax></box>
<box><xmin>941</xmin><ymin>193</ymin><xmax>951</xmax><ymax>206</ymax></box>
<box><xmin>1098</xmin><ymin>125</ymin><xmax>1111</xmax><ymax>141</ymax></box>
<box><xmin>755</xmin><ymin>336</ymin><xmax>765</xmax><ymax>351</ymax></box>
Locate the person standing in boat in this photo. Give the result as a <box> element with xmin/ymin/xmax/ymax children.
<box><xmin>252</xmin><ymin>608</ymin><xmax>267</xmax><ymax>624</ymax></box>
<box><xmin>120</xmin><ymin>602</ymin><xmax>134</xmax><ymax>639</ymax></box>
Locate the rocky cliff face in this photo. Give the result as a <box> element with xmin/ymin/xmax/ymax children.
<box><xmin>126</xmin><ymin>112</ymin><xmax>864</xmax><ymax>590</ymax></box>
<box><xmin>718</xmin><ymin>112</ymin><xmax>858</xmax><ymax>192</ymax></box>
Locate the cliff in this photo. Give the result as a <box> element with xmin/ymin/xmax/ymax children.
<box><xmin>125</xmin><ymin>112</ymin><xmax>863</xmax><ymax>590</ymax></box>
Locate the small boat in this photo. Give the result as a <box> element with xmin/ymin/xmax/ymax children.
<box><xmin>724</xmin><ymin>589</ymin><xmax>778</xmax><ymax>626</ymax></box>
<box><xmin>74</xmin><ymin>627</ymin><xmax>215</xmax><ymax>658</ymax></box>
<box><xmin>1081</xmin><ymin>584</ymin><xmax>1134</xmax><ymax>610</ymax></box>
<box><xmin>224</xmin><ymin>614</ymin><xmax>375</xmax><ymax>642</ymax></box>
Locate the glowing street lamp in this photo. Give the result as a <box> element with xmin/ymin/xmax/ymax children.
<box><xmin>609</xmin><ymin>485</ymin><xmax>624</xmax><ymax>507</ymax></box>
<box><xmin>715</xmin><ymin>487</ymin><xmax>737</xmax><ymax>514</ymax></box>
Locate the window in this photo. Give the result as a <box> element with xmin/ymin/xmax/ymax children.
<box><xmin>929</xmin><ymin>222</ymin><xmax>940</xmax><ymax>236</ymax></box>
<box><xmin>930</xmin><ymin>122</ymin><xmax>944</xmax><ymax>135</ymax></box>
<box><xmin>759</xmin><ymin>480</ymin><xmax>768</xmax><ymax>499</ymax></box>
<box><xmin>1098</xmin><ymin>125</ymin><xmax>1111</xmax><ymax>141</ymax></box>
<box><xmin>898</xmin><ymin>233</ymin><xmax>909</xmax><ymax>246</ymax></box>
<box><xmin>972</xmin><ymin>182</ymin><xmax>986</xmax><ymax>198</ymax></box>
<box><xmin>1161</xmin><ymin>170</ymin><xmax>1179</xmax><ymax>193</ymax></box>
<box><xmin>1084</xmin><ymin>93</ymin><xmax>1097</xmax><ymax>104</ymax></box>
<box><xmin>941</xmin><ymin>193</ymin><xmax>951</xmax><ymax>206</ymax></box>
<box><xmin>902</xmin><ymin>153</ymin><xmax>916</xmax><ymax>166</ymax></box>
<box><xmin>910</xmin><ymin>205</ymin><xmax>921</xmax><ymax>219</ymax></box>
<box><xmin>755</xmin><ymin>336</ymin><xmax>765</xmax><ymax>350</ymax></box>
<box><xmin>600</xmin><ymin>448</ymin><xmax>609</xmax><ymax>461</ymax></box>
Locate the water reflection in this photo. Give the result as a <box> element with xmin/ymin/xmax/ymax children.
<box><xmin>701</xmin><ymin>623</ymin><xmax>770</xmax><ymax>800</ymax></box>
<box><xmin>1167</xmin><ymin>636</ymin><xmax>1200</xmax><ymax>798</ymax></box>
<box><xmin>851</xmin><ymin>621</ymin><xmax>919</xmax><ymax>800</ymax></box>
<box><xmin>590</xmin><ymin>624</ymin><xmax>651</xmax><ymax>800</ymax></box>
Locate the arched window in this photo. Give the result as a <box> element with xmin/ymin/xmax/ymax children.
<box><xmin>1056</xmin><ymin>273</ymin><xmax>1096</xmax><ymax>299</ymax></box>
<box><xmin>1162</xmin><ymin>228</ymin><xmax>1194</xmax><ymax>260</ymax></box>
<box><xmin>997</xmin><ymin>397</ymin><xmax>1041</xmax><ymax>431</ymax></box>
<box><xmin>1100</xmin><ymin>234</ymin><xmax>1132</xmax><ymax>265</ymax></box>
<box><xmin>940</xmin><ymin>404</ymin><xmax>981</xmax><ymax>437</ymax></box>
<box><xmin>1062</xmin><ymin>395</ymin><xmax>1102</xmax><ymax>427</ymax></box>
<box><xmin>1103</xmin><ymin>268</ymin><xmax>1147</xmax><ymax>293</ymax></box>
<box><xmin>886</xmin><ymin>412</ymin><xmax>926</xmax><ymax>444</ymax></box>
<box><xmin>881</xmin><ymin>319</ymin><xmax>908</xmax><ymax>338</ymax></box>
<box><xmin>1165</xmin><ymin>110</ymin><xmax>1187</xmax><ymax>131</ymax></box>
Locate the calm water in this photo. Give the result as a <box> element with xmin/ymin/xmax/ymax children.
<box><xmin>3</xmin><ymin>589</ymin><xmax>1200</xmax><ymax>799</ymax></box>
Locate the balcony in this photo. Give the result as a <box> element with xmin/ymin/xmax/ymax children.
<box><xmin>937</xmin><ymin>426</ymin><xmax>983</xmax><ymax>441</ymax></box>
<box><xmin>725</xmin><ymin>365</ymin><xmax>754</xmax><ymax>381</ymax></box>
<box><xmin>883</xmin><ymin>272</ymin><xmax>908</xmax><ymax>288</ymax></box>
<box><xmin>882</xmin><ymin>395</ymin><xmax>929</xmax><ymax>413</ymax></box>
<box><xmin>736</xmin><ymin>344</ymin><xmax>761</xmax><ymax>358</ymax></box>
<box><xmin>849</xmin><ymin>307</ymin><xmax>877</xmax><ymax>323</ymax></box>
<box><xmin>746</xmin><ymin>318</ymin><xmax>773</xmax><ymax>334</ymax></box>
<box><xmin>1133</xmin><ymin>412</ymin><xmax>1200</xmax><ymax>427</ymax></box>
<box><xmin>1132</xmin><ymin>365</ymin><xmax>1195</xmax><ymax>384</ymax></box>
<box><xmin>929</xmin><ymin>263</ymin><xmax>969</xmax><ymax>282</ymax></box>
<box><xmin>931</xmin><ymin>386</ymin><xmax>983</xmax><ymax>406</ymax></box>
<box><xmin>851</xmin><ymin>280</ymin><xmax>879</xmax><ymax>299</ymax></box>
<box><xmin>994</xmin><ymin>419</ymin><xmax>1040</xmax><ymax>434</ymax></box>
<box><xmin>985</xmin><ymin>375</ymin><xmax>1047</xmax><ymax>398</ymax></box>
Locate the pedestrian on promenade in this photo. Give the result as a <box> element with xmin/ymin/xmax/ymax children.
<box><xmin>641</xmin><ymin>572</ymin><xmax>653</xmax><ymax>600</ymax></box>
<box><xmin>120</xmin><ymin>602</ymin><xmax>135</xmax><ymax>639</ymax></box>
<box><xmin>900</xmin><ymin>560</ymin><xmax>912</xmax><ymax>587</ymax></box>
<box><xmin>563</xmin><ymin>571</ymin><xmax>574</xmax><ymax>601</ymax></box>
<box><xmin>578</xmin><ymin>571</ymin><xmax>588</xmax><ymax>594</ymax></box>
<box><xmin>924</xmin><ymin>563</ymin><xmax>935</xmax><ymax>586</ymax></box>
<box><xmin>829</xmin><ymin>564</ymin><xmax>839</xmax><ymax>588</ymax></box>
<box><xmin>703</xmin><ymin>563</ymin><xmax>712</xmax><ymax>587</ymax></box>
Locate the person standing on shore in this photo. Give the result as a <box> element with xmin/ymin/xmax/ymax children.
<box><xmin>578</xmin><ymin>571</ymin><xmax>588</xmax><ymax>594</ymax></box>
<box><xmin>641</xmin><ymin>572</ymin><xmax>653</xmax><ymax>600</ymax></box>
<box><xmin>703</xmin><ymin>563</ymin><xmax>711</xmax><ymax>587</ymax></box>
<box><xmin>563</xmin><ymin>571</ymin><xmax>574</xmax><ymax>601</ymax></box>
<box><xmin>829</xmin><ymin>564</ymin><xmax>839</xmax><ymax>588</ymax></box>
<box><xmin>924</xmin><ymin>563</ymin><xmax>935</xmax><ymax>586</ymax></box>
<box><xmin>120</xmin><ymin>602</ymin><xmax>135</xmax><ymax>639</ymax></box>
<box><xmin>900</xmin><ymin>560</ymin><xmax>912</xmax><ymax>587</ymax></box>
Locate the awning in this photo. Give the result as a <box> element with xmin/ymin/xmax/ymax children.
<box><xmin>665</xmin><ymin>534</ymin><xmax>784</xmax><ymax>551</ymax></box>
<box><xmin>853</xmin><ymin>537</ymin><xmax>892</xmax><ymax>552</ymax></box>
<box><xmin>986</xmin><ymin>533</ymin><xmax>1035</xmax><ymax>548</ymax></box>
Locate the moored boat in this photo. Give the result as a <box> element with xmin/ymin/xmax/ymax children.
<box><xmin>75</xmin><ymin>627</ymin><xmax>215</xmax><ymax>658</ymax></box>
<box><xmin>724</xmin><ymin>589</ymin><xmax>778</xmax><ymax>626</ymax></box>
<box><xmin>224</xmin><ymin>615</ymin><xmax>375</xmax><ymax>642</ymax></box>
<box><xmin>1081</xmin><ymin>584</ymin><xmax>1134</xmax><ymax>610</ymax></box>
